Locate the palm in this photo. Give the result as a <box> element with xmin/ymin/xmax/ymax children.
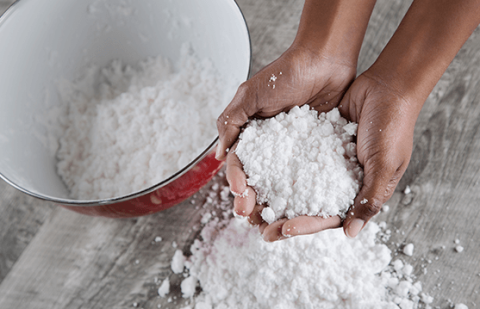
<box><xmin>252</xmin><ymin>74</ymin><xmax>419</xmax><ymax>241</ymax></box>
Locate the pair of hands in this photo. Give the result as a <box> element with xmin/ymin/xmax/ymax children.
<box><xmin>216</xmin><ymin>46</ymin><xmax>415</xmax><ymax>241</ymax></box>
<box><xmin>215</xmin><ymin>0</ymin><xmax>480</xmax><ymax>241</ymax></box>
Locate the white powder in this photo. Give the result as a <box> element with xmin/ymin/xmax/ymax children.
<box><xmin>235</xmin><ymin>106</ymin><xmax>363</xmax><ymax>222</ymax></box>
<box><xmin>404</xmin><ymin>186</ymin><xmax>412</xmax><ymax>194</ymax></box>
<box><xmin>56</xmin><ymin>48</ymin><xmax>231</xmax><ymax>199</ymax></box>
<box><xmin>178</xmin><ymin>193</ymin><xmax>433</xmax><ymax>308</ymax></box>
<box><xmin>181</xmin><ymin>276</ymin><xmax>198</xmax><ymax>298</ymax></box>
<box><xmin>403</xmin><ymin>243</ymin><xmax>414</xmax><ymax>256</ymax></box>
<box><xmin>455</xmin><ymin>304</ymin><xmax>468</xmax><ymax>309</ymax></box>
<box><xmin>158</xmin><ymin>278</ymin><xmax>170</xmax><ymax>297</ymax></box>
<box><xmin>158</xmin><ymin>183</ymin><xmax>435</xmax><ymax>308</ymax></box>
<box><xmin>171</xmin><ymin>249</ymin><xmax>186</xmax><ymax>274</ymax></box>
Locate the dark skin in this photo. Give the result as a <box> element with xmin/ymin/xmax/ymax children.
<box><xmin>216</xmin><ymin>0</ymin><xmax>480</xmax><ymax>241</ymax></box>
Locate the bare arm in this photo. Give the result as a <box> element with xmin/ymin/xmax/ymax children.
<box><xmin>341</xmin><ymin>0</ymin><xmax>480</xmax><ymax>239</ymax></box>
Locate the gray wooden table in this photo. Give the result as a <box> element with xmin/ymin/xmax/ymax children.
<box><xmin>1</xmin><ymin>0</ymin><xmax>479</xmax><ymax>308</ymax></box>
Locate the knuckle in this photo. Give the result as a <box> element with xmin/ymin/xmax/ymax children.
<box><xmin>362</xmin><ymin>197</ymin><xmax>383</xmax><ymax>217</ymax></box>
<box><xmin>237</xmin><ymin>81</ymin><xmax>251</xmax><ymax>94</ymax></box>
<box><xmin>216</xmin><ymin>115</ymin><xmax>225</xmax><ymax>130</ymax></box>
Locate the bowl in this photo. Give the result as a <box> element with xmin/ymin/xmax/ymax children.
<box><xmin>0</xmin><ymin>0</ymin><xmax>250</xmax><ymax>217</ymax></box>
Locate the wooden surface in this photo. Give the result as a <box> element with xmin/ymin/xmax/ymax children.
<box><xmin>1</xmin><ymin>0</ymin><xmax>480</xmax><ymax>308</ymax></box>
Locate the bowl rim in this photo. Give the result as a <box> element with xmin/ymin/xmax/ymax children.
<box><xmin>0</xmin><ymin>0</ymin><xmax>252</xmax><ymax>207</ymax></box>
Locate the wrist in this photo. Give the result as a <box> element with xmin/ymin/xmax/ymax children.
<box><xmin>366</xmin><ymin>0</ymin><xmax>480</xmax><ymax>107</ymax></box>
<box><xmin>292</xmin><ymin>0</ymin><xmax>376</xmax><ymax>68</ymax></box>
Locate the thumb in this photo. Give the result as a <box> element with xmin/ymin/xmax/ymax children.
<box><xmin>343</xmin><ymin>160</ymin><xmax>400</xmax><ymax>238</ymax></box>
<box><xmin>216</xmin><ymin>83</ymin><xmax>256</xmax><ymax>160</ymax></box>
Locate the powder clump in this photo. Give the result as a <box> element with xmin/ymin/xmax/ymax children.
<box><xmin>235</xmin><ymin>106</ymin><xmax>363</xmax><ymax>223</ymax></box>
<box><xmin>56</xmin><ymin>48</ymin><xmax>230</xmax><ymax>200</ymax></box>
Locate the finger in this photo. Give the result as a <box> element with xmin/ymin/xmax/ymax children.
<box><xmin>343</xmin><ymin>159</ymin><xmax>404</xmax><ymax>238</ymax></box>
<box><xmin>281</xmin><ymin>215</ymin><xmax>342</xmax><ymax>237</ymax></box>
<box><xmin>216</xmin><ymin>83</ymin><xmax>256</xmax><ymax>160</ymax></box>
<box><xmin>247</xmin><ymin>204</ymin><xmax>265</xmax><ymax>226</ymax></box>
<box><xmin>226</xmin><ymin>144</ymin><xmax>256</xmax><ymax>217</ymax></box>
<box><xmin>259</xmin><ymin>221</ymin><xmax>269</xmax><ymax>234</ymax></box>
<box><xmin>337</xmin><ymin>88</ymin><xmax>358</xmax><ymax>123</ymax></box>
<box><xmin>262</xmin><ymin>218</ymin><xmax>289</xmax><ymax>242</ymax></box>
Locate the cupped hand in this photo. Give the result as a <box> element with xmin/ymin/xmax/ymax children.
<box><xmin>217</xmin><ymin>46</ymin><xmax>358</xmax><ymax>241</ymax></box>
<box><xmin>338</xmin><ymin>72</ymin><xmax>420</xmax><ymax>239</ymax></box>
<box><xmin>225</xmin><ymin>69</ymin><xmax>421</xmax><ymax>242</ymax></box>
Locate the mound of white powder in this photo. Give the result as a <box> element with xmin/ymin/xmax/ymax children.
<box><xmin>56</xmin><ymin>49</ymin><xmax>230</xmax><ymax>199</ymax></box>
<box><xmin>183</xmin><ymin>218</ymin><xmax>433</xmax><ymax>308</ymax></box>
<box><xmin>235</xmin><ymin>105</ymin><xmax>363</xmax><ymax>223</ymax></box>
<box><xmin>159</xmin><ymin>184</ymin><xmax>434</xmax><ymax>309</ymax></box>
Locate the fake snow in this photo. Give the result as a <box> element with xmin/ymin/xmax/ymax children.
<box><xmin>236</xmin><ymin>106</ymin><xmax>363</xmax><ymax>223</ymax></box>
<box><xmin>158</xmin><ymin>278</ymin><xmax>170</xmax><ymax>297</ymax></box>
<box><xmin>404</xmin><ymin>186</ymin><xmax>412</xmax><ymax>194</ymax></box>
<box><xmin>181</xmin><ymin>276</ymin><xmax>198</xmax><ymax>299</ymax></box>
<box><xmin>56</xmin><ymin>49</ymin><xmax>231</xmax><ymax>199</ymax></box>
<box><xmin>171</xmin><ymin>249</ymin><xmax>186</xmax><ymax>274</ymax></box>
<box><xmin>181</xmin><ymin>219</ymin><xmax>433</xmax><ymax>308</ymax></box>
<box><xmin>161</xmin><ymin>184</ymin><xmax>434</xmax><ymax>309</ymax></box>
<box><xmin>403</xmin><ymin>243</ymin><xmax>414</xmax><ymax>256</ymax></box>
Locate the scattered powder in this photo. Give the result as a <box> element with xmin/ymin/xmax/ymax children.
<box><xmin>235</xmin><ymin>106</ymin><xmax>363</xmax><ymax>223</ymax></box>
<box><xmin>171</xmin><ymin>249</ymin><xmax>186</xmax><ymax>274</ymax></box>
<box><xmin>181</xmin><ymin>276</ymin><xmax>198</xmax><ymax>299</ymax></box>
<box><xmin>383</xmin><ymin>205</ymin><xmax>390</xmax><ymax>212</ymax></box>
<box><xmin>455</xmin><ymin>245</ymin><xmax>464</xmax><ymax>253</ymax></box>
<box><xmin>179</xmin><ymin>216</ymin><xmax>433</xmax><ymax>308</ymax></box>
<box><xmin>56</xmin><ymin>48</ymin><xmax>232</xmax><ymax>199</ymax></box>
<box><xmin>154</xmin><ymin>236</ymin><xmax>163</xmax><ymax>243</ymax></box>
<box><xmin>230</xmin><ymin>189</ymin><xmax>248</xmax><ymax>198</ymax></box>
<box><xmin>200</xmin><ymin>212</ymin><xmax>213</xmax><ymax>225</ymax></box>
<box><xmin>158</xmin><ymin>184</ymin><xmax>435</xmax><ymax>308</ymax></box>
<box><xmin>403</xmin><ymin>243</ymin><xmax>414</xmax><ymax>256</ymax></box>
<box><xmin>455</xmin><ymin>304</ymin><xmax>468</xmax><ymax>309</ymax></box>
<box><xmin>404</xmin><ymin>186</ymin><xmax>412</xmax><ymax>194</ymax></box>
<box><xmin>158</xmin><ymin>278</ymin><xmax>170</xmax><ymax>297</ymax></box>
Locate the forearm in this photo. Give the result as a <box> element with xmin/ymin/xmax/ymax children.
<box><xmin>292</xmin><ymin>0</ymin><xmax>377</xmax><ymax>67</ymax></box>
<box><xmin>367</xmin><ymin>0</ymin><xmax>480</xmax><ymax>110</ymax></box>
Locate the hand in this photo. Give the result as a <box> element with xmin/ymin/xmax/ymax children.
<box><xmin>219</xmin><ymin>46</ymin><xmax>356</xmax><ymax>241</ymax></box>
<box><xmin>337</xmin><ymin>72</ymin><xmax>420</xmax><ymax>238</ymax></box>
<box><xmin>217</xmin><ymin>0</ymin><xmax>378</xmax><ymax>241</ymax></box>
<box><xmin>229</xmin><ymin>70</ymin><xmax>420</xmax><ymax>242</ymax></box>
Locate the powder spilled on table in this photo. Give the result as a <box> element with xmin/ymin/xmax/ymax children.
<box><xmin>161</xmin><ymin>184</ymin><xmax>434</xmax><ymax>309</ymax></box>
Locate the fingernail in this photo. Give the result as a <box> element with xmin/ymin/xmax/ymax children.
<box><xmin>215</xmin><ymin>142</ymin><xmax>224</xmax><ymax>160</ymax></box>
<box><xmin>232</xmin><ymin>209</ymin><xmax>245</xmax><ymax>219</ymax></box>
<box><xmin>346</xmin><ymin>218</ymin><xmax>364</xmax><ymax>238</ymax></box>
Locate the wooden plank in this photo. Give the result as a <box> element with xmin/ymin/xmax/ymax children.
<box><xmin>0</xmin><ymin>179</ymin><xmax>56</xmax><ymax>283</ymax></box>
<box><xmin>0</xmin><ymin>176</ymin><xmax>223</xmax><ymax>309</ymax></box>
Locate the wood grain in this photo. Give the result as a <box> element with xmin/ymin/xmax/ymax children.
<box><xmin>0</xmin><ymin>0</ymin><xmax>479</xmax><ymax>308</ymax></box>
